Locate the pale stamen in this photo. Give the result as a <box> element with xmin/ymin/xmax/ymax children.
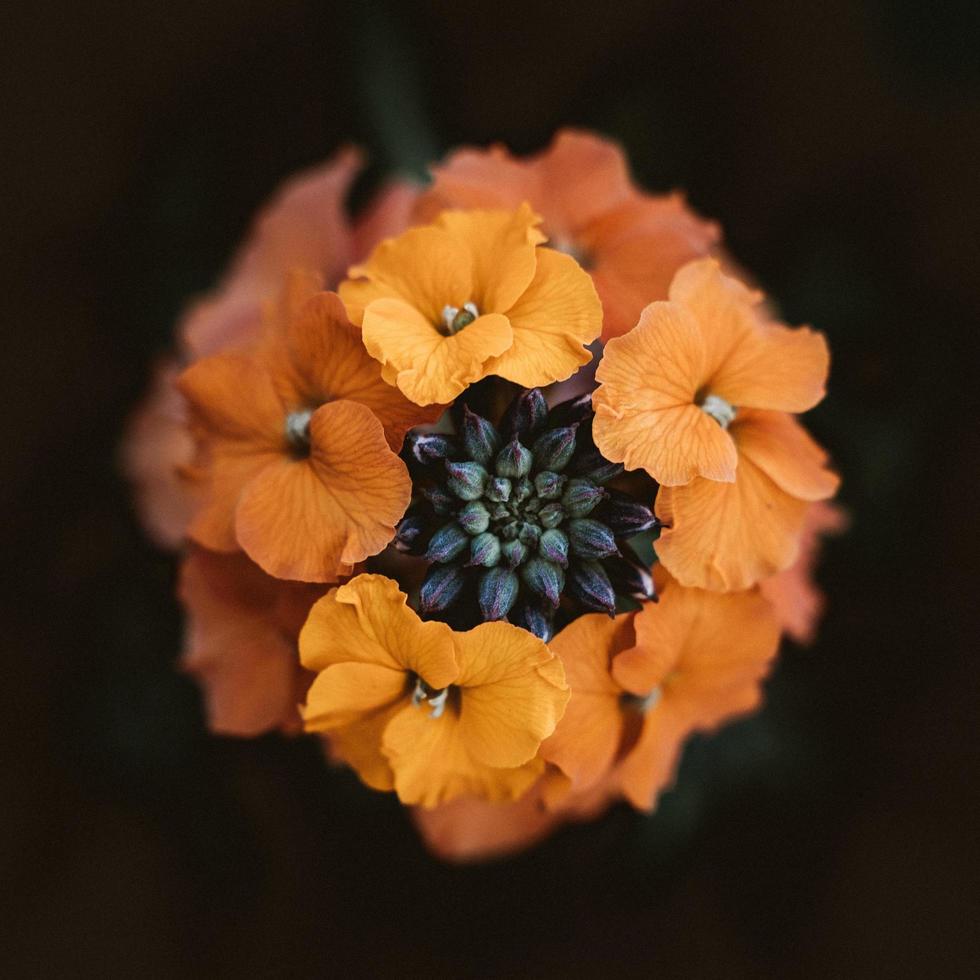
<box><xmin>285</xmin><ymin>409</ymin><xmax>313</xmax><ymax>451</ymax></box>
<box><xmin>700</xmin><ymin>393</ymin><xmax>736</xmax><ymax>429</ymax></box>
<box><xmin>442</xmin><ymin>301</ymin><xmax>480</xmax><ymax>335</ymax></box>
<box><xmin>412</xmin><ymin>676</ymin><xmax>451</xmax><ymax>718</ymax></box>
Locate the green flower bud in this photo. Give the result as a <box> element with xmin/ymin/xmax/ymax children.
<box><xmin>521</xmin><ymin>558</ymin><xmax>565</xmax><ymax>607</ymax></box>
<box><xmin>567</xmin><ymin>518</ymin><xmax>619</xmax><ymax>559</ymax></box>
<box><xmin>457</xmin><ymin>500</ymin><xmax>491</xmax><ymax>535</ymax></box>
<box><xmin>425</xmin><ymin>520</ymin><xmax>470</xmax><ymax>563</ymax></box>
<box><xmin>445</xmin><ymin>460</ymin><xmax>488</xmax><ymax>501</ymax></box>
<box><xmin>562</xmin><ymin>477</ymin><xmax>606</xmax><ymax>517</ymax></box>
<box><xmin>538</xmin><ymin>527</ymin><xmax>569</xmax><ymax>567</ymax></box>
<box><xmin>500</xmin><ymin>538</ymin><xmax>528</xmax><ymax>568</ymax></box>
<box><xmin>495</xmin><ymin>439</ymin><xmax>532</xmax><ymax>479</ymax></box>
<box><xmin>469</xmin><ymin>531</ymin><xmax>501</xmax><ymax>568</ymax></box>
<box><xmin>485</xmin><ymin>476</ymin><xmax>512</xmax><ymax>503</ymax></box>
<box><xmin>534</xmin><ymin>471</ymin><xmax>566</xmax><ymax>500</ymax></box>
<box><xmin>461</xmin><ymin>405</ymin><xmax>500</xmax><ymax>466</ymax></box>
<box><xmin>478</xmin><ymin>567</ymin><xmax>519</xmax><ymax>621</ymax></box>
<box><xmin>539</xmin><ymin>502</ymin><xmax>565</xmax><ymax>529</ymax></box>
<box><xmin>531</xmin><ymin>425</ymin><xmax>578</xmax><ymax>472</ymax></box>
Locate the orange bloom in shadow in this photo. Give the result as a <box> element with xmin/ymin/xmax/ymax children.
<box><xmin>593</xmin><ymin>258</ymin><xmax>830</xmax><ymax>486</ymax></box>
<box><xmin>339</xmin><ymin>204</ymin><xmax>601</xmax><ymax>404</ymax></box>
<box><xmin>179</xmin><ymin>547</ymin><xmax>324</xmax><ymax>736</ymax></box>
<box><xmin>418</xmin><ymin>129</ymin><xmax>720</xmax><ymax>340</ymax></box>
<box><xmin>544</xmin><ymin>579</ymin><xmax>780</xmax><ymax>811</ymax></box>
<box><xmin>760</xmin><ymin>500</ymin><xmax>848</xmax><ymax>643</ymax></box>
<box><xmin>299</xmin><ymin>575</ymin><xmax>569</xmax><ymax>806</ymax></box>
<box><xmin>655</xmin><ymin>409</ymin><xmax>840</xmax><ymax>591</ymax></box>
<box><xmin>179</xmin><ymin>283</ymin><xmax>434</xmax><ymax>581</ymax></box>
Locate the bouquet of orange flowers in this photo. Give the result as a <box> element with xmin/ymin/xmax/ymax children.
<box><xmin>125</xmin><ymin>131</ymin><xmax>841</xmax><ymax>861</ymax></box>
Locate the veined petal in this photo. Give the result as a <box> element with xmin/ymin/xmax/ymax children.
<box><xmin>362</xmin><ymin>298</ymin><xmax>512</xmax><ymax>405</ymax></box>
<box><xmin>485</xmin><ymin>248</ymin><xmax>601</xmax><ymax>388</ymax></box>
<box><xmin>302</xmin><ymin>661</ymin><xmax>407</xmax><ymax>730</ymax></box>
<box><xmin>234</xmin><ymin>401</ymin><xmax>410</xmax><ymax>582</ymax></box>
<box><xmin>736</xmin><ymin>410</ymin><xmax>840</xmax><ymax>502</ymax></box>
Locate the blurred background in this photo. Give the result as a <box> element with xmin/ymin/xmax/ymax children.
<box><xmin>2</xmin><ymin>0</ymin><xmax>978</xmax><ymax>975</ymax></box>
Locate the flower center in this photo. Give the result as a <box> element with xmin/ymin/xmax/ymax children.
<box><xmin>441</xmin><ymin>301</ymin><xmax>480</xmax><ymax>335</ymax></box>
<box><xmin>699</xmin><ymin>393</ymin><xmax>736</xmax><ymax>429</ymax></box>
<box><xmin>620</xmin><ymin>688</ymin><xmax>662</xmax><ymax>714</ymax></box>
<box><xmin>285</xmin><ymin>409</ymin><xmax>314</xmax><ymax>455</ymax></box>
<box><xmin>411</xmin><ymin>676</ymin><xmax>453</xmax><ymax>718</ymax></box>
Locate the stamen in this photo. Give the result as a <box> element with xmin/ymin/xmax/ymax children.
<box><xmin>621</xmin><ymin>688</ymin><xmax>662</xmax><ymax>714</ymax></box>
<box><xmin>442</xmin><ymin>301</ymin><xmax>479</xmax><ymax>334</ymax></box>
<box><xmin>700</xmin><ymin>393</ymin><xmax>736</xmax><ymax>429</ymax></box>
<box><xmin>285</xmin><ymin>409</ymin><xmax>313</xmax><ymax>452</ymax></box>
<box><xmin>411</xmin><ymin>676</ymin><xmax>450</xmax><ymax>718</ymax></box>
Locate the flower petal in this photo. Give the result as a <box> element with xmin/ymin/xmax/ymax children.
<box><xmin>593</xmin><ymin>301</ymin><xmax>737</xmax><ymax>484</ymax></box>
<box><xmin>301</xmin><ymin>661</ymin><xmax>408</xmax><ymax>730</ymax></box>
<box><xmin>362</xmin><ymin>298</ymin><xmax>512</xmax><ymax>405</ymax></box>
<box><xmin>485</xmin><ymin>248</ymin><xmax>601</xmax><ymax>387</ymax></box>
<box><xmin>234</xmin><ymin>401</ymin><xmax>411</xmax><ymax>581</ymax></box>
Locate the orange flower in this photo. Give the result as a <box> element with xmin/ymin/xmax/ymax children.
<box><xmin>179</xmin><ymin>282</ymin><xmax>434</xmax><ymax>581</ymax></box>
<box><xmin>543</xmin><ymin>579</ymin><xmax>780</xmax><ymax>811</ymax></box>
<box><xmin>593</xmin><ymin>258</ymin><xmax>829</xmax><ymax>486</ymax></box>
<box><xmin>338</xmin><ymin>203</ymin><xmax>601</xmax><ymax>405</ymax></box>
<box><xmin>760</xmin><ymin>500</ymin><xmax>847</xmax><ymax>643</ymax></box>
<box><xmin>655</xmin><ymin>409</ymin><xmax>840</xmax><ymax>591</ymax></box>
<box><xmin>299</xmin><ymin>574</ymin><xmax>569</xmax><ymax>806</ymax></box>
<box><xmin>418</xmin><ymin>129</ymin><xmax>720</xmax><ymax>340</ymax></box>
<box><xmin>179</xmin><ymin>547</ymin><xmax>323</xmax><ymax>736</ymax></box>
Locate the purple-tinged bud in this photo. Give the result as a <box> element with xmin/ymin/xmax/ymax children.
<box><xmin>547</xmin><ymin>392</ymin><xmax>594</xmax><ymax>428</ymax></box>
<box><xmin>469</xmin><ymin>531</ymin><xmax>501</xmax><ymax>568</ymax></box>
<box><xmin>500</xmin><ymin>538</ymin><xmax>528</xmax><ymax>568</ymax></box>
<box><xmin>495</xmin><ymin>439</ymin><xmax>532</xmax><ymax>479</ymax></box>
<box><xmin>567</xmin><ymin>518</ymin><xmax>618</xmax><ymax>559</ymax></box>
<box><xmin>570</xmin><ymin>447</ymin><xmax>624</xmax><ymax>484</ymax></box>
<box><xmin>499</xmin><ymin>519</ymin><xmax>521</xmax><ymax>541</ymax></box>
<box><xmin>567</xmin><ymin>560</ymin><xmax>616</xmax><ymax>615</ymax></box>
<box><xmin>489</xmin><ymin>502</ymin><xmax>511</xmax><ymax>521</ymax></box>
<box><xmin>522</xmin><ymin>558</ymin><xmax>564</xmax><ymax>607</ymax></box>
<box><xmin>518</xmin><ymin>522</ymin><xmax>542</xmax><ymax>547</ymax></box>
<box><xmin>539</xmin><ymin>502</ymin><xmax>565</xmax><ymax>529</ymax></box>
<box><xmin>562</xmin><ymin>478</ymin><xmax>606</xmax><ymax>517</ymax></box>
<box><xmin>501</xmin><ymin>388</ymin><xmax>548</xmax><ymax>440</ymax></box>
<box><xmin>478</xmin><ymin>567</ymin><xmax>519</xmax><ymax>621</ymax></box>
<box><xmin>457</xmin><ymin>500</ymin><xmax>491</xmax><ymax>535</ymax></box>
<box><xmin>512</xmin><ymin>476</ymin><xmax>534</xmax><ymax>504</ymax></box>
<box><xmin>405</xmin><ymin>431</ymin><xmax>458</xmax><ymax>466</ymax></box>
<box><xmin>534</xmin><ymin>471</ymin><xmax>566</xmax><ymax>500</ymax></box>
<box><xmin>423</xmin><ymin>485</ymin><xmax>455</xmax><ymax>515</ymax></box>
<box><xmin>532</xmin><ymin>425</ymin><xmax>578</xmax><ymax>472</ymax></box>
<box><xmin>419</xmin><ymin>562</ymin><xmax>467</xmax><ymax>614</ymax></box>
<box><xmin>511</xmin><ymin>603</ymin><xmax>554</xmax><ymax>642</ymax></box>
<box><xmin>393</xmin><ymin>513</ymin><xmax>428</xmax><ymax>554</ymax></box>
<box><xmin>603</xmin><ymin>553</ymin><xmax>657</xmax><ymax>601</ymax></box>
<box><xmin>461</xmin><ymin>405</ymin><xmax>500</xmax><ymax>466</ymax></box>
<box><xmin>485</xmin><ymin>476</ymin><xmax>512</xmax><ymax>503</ymax></box>
<box><xmin>597</xmin><ymin>490</ymin><xmax>660</xmax><ymax>536</ymax></box>
<box><xmin>538</xmin><ymin>528</ymin><xmax>569</xmax><ymax>567</ymax></box>
<box><xmin>425</xmin><ymin>521</ymin><xmax>469</xmax><ymax>563</ymax></box>
<box><xmin>445</xmin><ymin>460</ymin><xmax>488</xmax><ymax>501</ymax></box>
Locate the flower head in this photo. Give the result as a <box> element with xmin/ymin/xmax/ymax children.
<box><xmin>179</xmin><ymin>280</ymin><xmax>437</xmax><ymax>581</ymax></box>
<box><xmin>338</xmin><ymin>204</ymin><xmax>602</xmax><ymax>405</ymax></box>
<box><xmin>396</xmin><ymin>387</ymin><xmax>662</xmax><ymax>639</ymax></box>
<box><xmin>543</xmin><ymin>577</ymin><xmax>780</xmax><ymax>810</ymax></box>
<box><xmin>300</xmin><ymin>574</ymin><xmax>569</xmax><ymax>806</ymax></box>
<box><xmin>419</xmin><ymin>129</ymin><xmax>720</xmax><ymax>340</ymax></box>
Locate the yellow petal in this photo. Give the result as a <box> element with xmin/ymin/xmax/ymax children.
<box><xmin>301</xmin><ymin>661</ymin><xmax>407</xmax><ymax>730</ymax></box>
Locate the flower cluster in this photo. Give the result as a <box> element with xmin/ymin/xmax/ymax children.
<box><xmin>125</xmin><ymin>130</ymin><xmax>842</xmax><ymax>861</ymax></box>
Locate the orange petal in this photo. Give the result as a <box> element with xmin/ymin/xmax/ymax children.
<box><xmin>452</xmin><ymin>623</ymin><xmax>569</xmax><ymax>769</ymax></box>
<box><xmin>593</xmin><ymin>301</ymin><xmax>737</xmax><ymax>484</ymax></box>
<box><xmin>301</xmin><ymin>661</ymin><xmax>408</xmax><ymax>730</ymax></box>
<box><xmin>362</xmin><ymin>298</ymin><xmax>512</xmax><ymax>405</ymax></box>
<box><xmin>284</xmin><ymin>291</ymin><xmax>441</xmax><ymax>448</ymax></box>
<box><xmin>655</xmin><ymin>455</ymin><xmax>810</xmax><ymax>591</ymax></box>
<box><xmin>436</xmin><ymin>203</ymin><xmax>543</xmax><ymax>312</ymax></box>
<box><xmin>340</xmin><ymin>224</ymin><xmax>473</xmax><ymax>326</ymax></box>
<box><xmin>234</xmin><ymin>401</ymin><xmax>411</xmax><ymax>581</ymax></box>
<box><xmin>736</xmin><ymin>410</ymin><xmax>840</xmax><ymax>502</ymax></box>
<box><xmin>614</xmin><ymin>706</ymin><xmax>691</xmax><ymax>811</ymax></box>
<box><xmin>484</xmin><ymin>247</ymin><xmax>601</xmax><ymax>387</ymax></box>
<box><xmin>327</xmin><ymin>706</ymin><xmax>401</xmax><ymax>791</ymax></box>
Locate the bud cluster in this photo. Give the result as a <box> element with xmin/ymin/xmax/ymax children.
<box><xmin>395</xmin><ymin>388</ymin><xmax>661</xmax><ymax>640</ymax></box>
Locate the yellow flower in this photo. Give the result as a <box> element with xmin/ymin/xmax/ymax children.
<box><xmin>299</xmin><ymin>574</ymin><xmax>569</xmax><ymax>807</ymax></box>
<box><xmin>338</xmin><ymin>204</ymin><xmax>602</xmax><ymax>405</ymax></box>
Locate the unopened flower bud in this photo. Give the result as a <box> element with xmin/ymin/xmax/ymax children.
<box><xmin>538</xmin><ymin>528</ymin><xmax>570</xmax><ymax>567</ymax></box>
<box><xmin>521</xmin><ymin>557</ymin><xmax>565</xmax><ymax>607</ymax></box>
<box><xmin>538</xmin><ymin>502</ymin><xmax>565</xmax><ymax>529</ymax></box>
<box><xmin>518</xmin><ymin>522</ymin><xmax>542</xmax><ymax>547</ymax></box>
<box><xmin>478</xmin><ymin>567</ymin><xmax>519</xmax><ymax>621</ymax></box>
<box><xmin>562</xmin><ymin>477</ymin><xmax>606</xmax><ymax>517</ymax></box>
<box><xmin>603</xmin><ymin>552</ymin><xmax>657</xmax><ymax>600</ymax></box>
<box><xmin>394</xmin><ymin>512</ymin><xmax>428</xmax><ymax>554</ymax></box>
<box><xmin>457</xmin><ymin>500</ymin><xmax>491</xmax><ymax>535</ymax></box>
<box><xmin>419</xmin><ymin>562</ymin><xmax>467</xmax><ymax>614</ymax></box>
<box><xmin>406</xmin><ymin>432</ymin><xmax>458</xmax><ymax>466</ymax></box>
<box><xmin>511</xmin><ymin>602</ymin><xmax>554</xmax><ymax>642</ymax></box>
<box><xmin>423</xmin><ymin>485</ymin><xmax>455</xmax><ymax>515</ymax></box>
<box><xmin>485</xmin><ymin>476</ymin><xmax>512</xmax><ymax>502</ymax></box>
<box><xmin>534</xmin><ymin>471</ymin><xmax>566</xmax><ymax>500</ymax></box>
<box><xmin>532</xmin><ymin>425</ymin><xmax>578</xmax><ymax>472</ymax></box>
<box><xmin>445</xmin><ymin>460</ymin><xmax>488</xmax><ymax>501</ymax></box>
<box><xmin>570</xmin><ymin>447</ymin><xmax>623</xmax><ymax>485</ymax></box>
<box><xmin>567</xmin><ymin>518</ymin><xmax>618</xmax><ymax>559</ymax></box>
<box><xmin>425</xmin><ymin>520</ymin><xmax>470</xmax><ymax>563</ymax></box>
<box><xmin>567</xmin><ymin>560</ymin><xmax>616</xmax><ymax>615</ymax></box>
<box><xmin>495</xmin><ymin>439</ymin><xmax>532</xmax><ymax>479</ymax></box>
<box><xmin>500</xmin><ymin>538</ymin><xmax>528</xmax><ymax>568</ymax></box>
<box><xmin>469</xmin><ymin>531</ymin><xmax>501</xmax><ymax>568</ymax></box>
<box><xmin>501</xmin><ymin>387</ymin><xmax>548</xmax><ymax>440</ymax></box>
<box><xmin>547</xmin><ymin>392</ymin><xmax>594</xmax><ymax>428</ymax></box>
<box><xmin>512</xmin><ymin>476</ymin><xmax>533</xmax><ymax>504</ymax></box>
<box><xmin>461</xmin><ymin>405</ymin><xmax>500</xmax><ymax>465</ymax></box>
<box><xmin>597</xmin><ymin>490</ymin><xmax>659</xmax><ymax>535</ymax></box>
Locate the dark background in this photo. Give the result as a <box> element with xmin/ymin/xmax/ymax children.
<box><xmin>3</xmin><ymin>1</ymin><xmax>979</xmax><ymax>976</ymax></box>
